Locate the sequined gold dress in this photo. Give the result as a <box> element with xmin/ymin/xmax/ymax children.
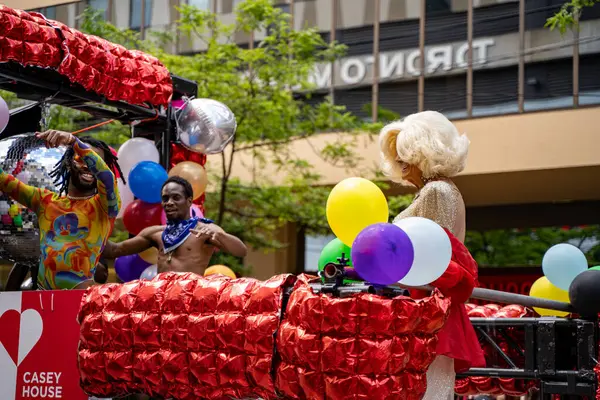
<box><xmin>393</xmin><ymin>178</ymin><xmax>466</xmax><ymax>242</ymax></box>
<box><xmin>393</xmin><ymin>178</ymin><xmax>484</xmax><ymax>400</ymax></box>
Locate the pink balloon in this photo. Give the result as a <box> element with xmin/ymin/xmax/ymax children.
<box><xmin>171</xmin><ymin>99</ymin><xmax>185</xmax><ymax>110</ymax></box>
<box><xmin>0</xmin><ymin>96</ymin><xmax>9</xmax><ymax>134</ymax></box>
<box><xmin>160</xmin><ymin>204</ymin><xmax>204</xmax><ymax>225</ymax></box>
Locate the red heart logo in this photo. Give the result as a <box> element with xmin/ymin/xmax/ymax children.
<box><xmin>0</xmin><ymin>309</ymin><xmax>20</xmax><ymax>365</ymax></box>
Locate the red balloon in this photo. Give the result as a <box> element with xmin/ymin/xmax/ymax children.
<box><xmin>123</xmin><ymin>200</ymin><xmax>163</xmax><ymax>235</ymax></box>
<box><xmin>170</xmin><ymin>143</ymin><xmax>207</xmax><ymax>210</ymax></box>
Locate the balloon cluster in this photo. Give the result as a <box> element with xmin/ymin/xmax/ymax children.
<box><xmin>114</xmin><ymin>98</ymin><xmax>236</xmax><ymax>282</ymax></box>
<box><xmin>529</xmin><ymin>243</ymin><xmax>600</xmax><ymax>317</ymax></box>
<box><xmin>320</xmin><ymin>177</ymin><xmax>452</xmax><ymax>287</ymax></box>
<box><xmin>114</xmin><ymin>138</ymin><xmax>208</xmax><ymax>282</ymax></box>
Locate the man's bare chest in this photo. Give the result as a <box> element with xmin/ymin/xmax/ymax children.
<box><xmin>154</xmin><ymin>231</ymin><xmax>209</xmax><ymax>261</ymax></box>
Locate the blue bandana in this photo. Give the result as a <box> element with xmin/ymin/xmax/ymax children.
<box><xmin>162</xmin><ymin>212</ymin><xmax>214</xmax><ymax>254</ymax></box>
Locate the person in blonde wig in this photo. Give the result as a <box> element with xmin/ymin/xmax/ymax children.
<box><xmin>380</xmin><ymin>110</ymin><xmax>470</xmax><ymax>241</ymax></box>
<box><xmin>379</xmin><ymin>111</ymin><xmax>485</xmax><ymax>399</ymax></box>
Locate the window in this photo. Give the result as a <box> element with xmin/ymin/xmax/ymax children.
<box><xmin>88</xmin><ymin>0</ymin><xmax>109</xmax><ymax>18</ymax></box>
<box><xmin>32</xmin><ymin>7</ymin><xmax>57</xmax><ymax>20</ymax></box>
<box><xmin>233</xmin><ymin>0</ymin><xmax>243</xmax><ymax>10</ymax></box>
<box><xmin>130</xmin><ymin>0</ymin><xmax>153</xmax><ymax>30</ymax></box>
<box><xmin>44</xmin><ymin>6</ymin><xmax>57</xmax><ymax>20</ymax></box>
<box><xmin>188</xmin><ymin>0</ymin><xmax>210</xmax><ymax>11</ymax></box>
<box><xmin>305</xmin><ymin>235</ymin><xmax>335</xmax><ymax>273</ymax></box>
<box><xmin>275</xmin><ymin>3</ymin><xmax>290</xmax><ymax>14</ymax></box>
<box><xmin>426</xmin><ymin>0</ymin><xmax>451</xmax><ymax>15</ymax></box>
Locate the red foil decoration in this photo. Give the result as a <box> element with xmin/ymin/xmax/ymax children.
<box><xmin>0</xmin><ymin>5</ymin><xmax>172</xmax><ymax>105</ymax></box>
<box><xmin>276</xmin><ymin>274</ymin><xmax>451</xmax><ymax>400</ymax></box>
<box><xmin>79</xmin><ymin>273</ymin><xmax>452</xmax><ymax>400</ymax></box>
<box><xmin>454</xmin><ymin>303</ymin><xmax>537</xmax><ymax>397</ymax></box>
<box><xmin>78</xmin><ymin>272</ymin><xmax>295</xmax><ymax>400</ymax></box>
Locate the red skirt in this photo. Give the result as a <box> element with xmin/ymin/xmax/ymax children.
<box><xmin>436</xmin><ymin>301</ymin><xmax>486</xmax><ymax>373</ymax></box>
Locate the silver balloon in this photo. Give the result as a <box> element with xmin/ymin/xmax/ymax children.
<box><xmin>140</xmin><ymin>264</ymin><xmax>158</xmax><ymax>280</ymax></box>
<box><xmin>176</xmin><ymin>98</ymin><xmax>236</xmax><ymax>154</ymax></box>
<box><xmin>0</xmin><ymin>134</ymin><xmax>64</xmax><ymax>263</ymax></box>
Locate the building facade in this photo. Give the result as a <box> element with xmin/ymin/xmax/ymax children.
<box><xmin>4</xmin><ymin>0</ymin><xmax>600</xmax><ymax>280</ymax></box>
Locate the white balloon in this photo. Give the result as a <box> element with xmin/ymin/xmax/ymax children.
<box><xmin>394</xmin><ymin>217</ymin><xmax>452</xmax><ymax>286</ymax></box>
<box><xmin>140</xmin><ymin>264</ymin><xmax>158</xmax><ymax>280</ymax></box>
<box><xmin>116</xmin><ymin>138</ymin><xmax>160</xmax><ymax>176</ymax></box>
<box><xmin>117</xmin><ymin>180</ymin><xmax>134</xmax><ymax>219</ymax></box>
<box><xmin>0</xmin><ymin>96</ymin><xmax>9</xmax><ymax>134</ymax></box>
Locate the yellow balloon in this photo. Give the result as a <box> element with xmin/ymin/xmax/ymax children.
<box><xmin>139</xmin><ymin>247</ymin><xmax>158</xmax><ymax>264</ymax></box>
<box><xmin>326</xmin><ymin>177</ymin><xmax>389</xmax><ymax>246</ymax></box>
<box><xmin>529</xmin><ymin>276</ymin><xmax>570</xmax><ymax>317</ymax></box>
<box><xmin>169</xmin><ymin>161</ymin><xmax>208</xmax><ymax>200</ymax></box>
<box><xmin>8</xmin><ymin>204</ymin><xmax>19</xmax><ymax>217</ymax></box>
<box><xmin>205</xmin><ymin>265</ymin><xmax>237</xmax><ymax>279</ymax></box>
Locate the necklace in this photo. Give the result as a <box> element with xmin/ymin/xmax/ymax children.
<box><xmin>67</xmin><ymin>194</ymin><xmax>95</xmax><ymax>201</ymax></box>
<box><xmin>421</xmin><ymin>175</ymin><xmax>440</xmax><ymax>185</ymax></box>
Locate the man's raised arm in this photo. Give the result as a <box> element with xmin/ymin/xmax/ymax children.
<box><xmin>0</xmin><ymin>168</ymin><xmax>49</xmax><ymax>214</ymax></box>
<box><xmin>102</xmin><ymin>226</ymin><xmax>160</xmax><ymax>259</ymax></box>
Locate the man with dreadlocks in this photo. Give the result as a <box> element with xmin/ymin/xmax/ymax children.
<box><xmin>0</xmin><ymin>129</ymin><xmax>124</xmax><ymax>290</ymax></box>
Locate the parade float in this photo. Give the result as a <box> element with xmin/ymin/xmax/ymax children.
<box><xmin>0</xmin><ymin>4</ymin><xmax>598</xmax><ymax>400</ymax></box>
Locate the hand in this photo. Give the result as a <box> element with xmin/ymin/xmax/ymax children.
<box><xmin>191</xmin><ymin>224</ymin><xmax>223</xmax><ymax>243</ymax></box>
<box><xmin>36</xmin><ymin>130</ymin><xmax>76</xmax><ymax>148</ymax></box>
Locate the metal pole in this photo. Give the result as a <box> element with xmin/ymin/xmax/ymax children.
<box><xmin>372</xmin><ymin>0</ymin><xmax>380</xmax><ymax>122</ymax></box>
<box><xmin>346</xmin><ymin>267</ymin><xmax>576</xmax><ymax>313</ymax></box>
<box><xmin>140</xmin><ymin>0</ymin><xmax>146</xmax><ymax>40</ymax></box>
<box><xmin>175</xmin><ymin>0</ymin><xmax>182</xmax><ymax>55</ymax></box>
<box><xmin>466</xmin><ymin>0</ymin><xmax>473</xmax><ymax>117</ymax></box>
<box><xmin>107</xmin><ymin>0</ymin><xmax>113</xmax><ymax>22</ymax></box>
<box><xmin>330</xmin><ymin>0</ymin><xmax>337</xmax><ymax>105</ymax></box>
<box><xmin>418</xmin><ymin>0</ymin><xmax>426</xmax><ymax>112</ymax></box>
<box><xmin>518</xmin><ymin>0</ymin><xmax>525</xmax><ymax>113</ymax></box>
<box><xmin>573</xmin><ymin>12</ymin><xmax>580</xmax><ymax>108</ymax></box>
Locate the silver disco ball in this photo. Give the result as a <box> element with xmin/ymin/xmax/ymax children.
<box><xmin>0</xmin><ymin>134</ymin><xmax>64</xmax><ymax>263</ymax></box>
<box><xmin>176</xmin><ymin>98</ymin><xmax>237</xmax><ymax>154</ymax></box>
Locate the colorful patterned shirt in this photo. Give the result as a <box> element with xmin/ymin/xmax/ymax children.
<box><xmin>0</xmin><ymin>139</ymin><xmax>120</xmax><ymax>289</ymax></box>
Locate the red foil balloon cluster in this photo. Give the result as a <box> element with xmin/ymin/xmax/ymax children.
<box><xmin>78</xmin><ymin>272</ymin><xmax>295</xmax><ymax>399</ymax></box>
<box><xmin>77</xmin><ymin>273</ymin><xmax>452</xmax><ymax>400</ymax></box>
<box><xmin>454</xmin><ymin>303</ymin><xmax>537</xmax><ymax>397</ymax></box>
<box><xmin>276</xmin><ymin>276</ymin><xmax>451</xmax><ymax>400</ymax></box>
<box><xmin>0</xmin><ymin>5</ymin><xmax>172</xmax><ymax>105</ymax></box>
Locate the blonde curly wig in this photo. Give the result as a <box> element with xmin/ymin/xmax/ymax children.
<box><xmin>379</xmin><ymin>111</ymin><xmax>470</xmax><ymax>183</ymax></box>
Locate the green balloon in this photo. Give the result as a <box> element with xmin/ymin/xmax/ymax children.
<box><xmin>590</xmin><ymin>266</ymin><xmax>600</xmax><ymax>271</ymax></box>
<box><xmin>318</xmin><ymin>238</ymin><xmax>352</xmax><ymax>272</ymax></box>
<box><xmin>12</xmin><ymin>215</ymin><xmax>22</xmax><ymax>227</ymax></box>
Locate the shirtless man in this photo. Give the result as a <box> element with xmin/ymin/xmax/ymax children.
<box><xmin>102</xmin><ymin>176</ymin><xmax>247</xmax><ymax>275</ymax></box>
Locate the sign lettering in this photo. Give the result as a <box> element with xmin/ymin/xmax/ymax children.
<box><xmin>309</xmin><ymin>38</ymin><xmax>496</xmax><ymax>89</ymax></box>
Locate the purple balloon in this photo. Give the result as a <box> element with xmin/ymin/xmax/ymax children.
<box><xmin>114</xmin><ymin>254</ymin><xmax>150</xmax><ymax>282</ymax></box>
<box><xmin>351</xmin><ymin>223</ymin><xmax>414</xmax><ymax>285</ymax></box>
